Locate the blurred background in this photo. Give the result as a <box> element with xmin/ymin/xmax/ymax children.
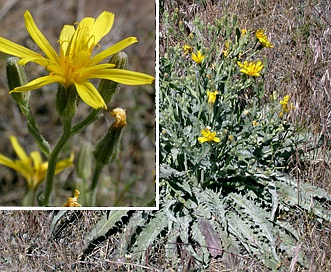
<box><xmin>0</xmin><ymin>0</ymin><xmax>155</xmax><ymax>206</ymax></box>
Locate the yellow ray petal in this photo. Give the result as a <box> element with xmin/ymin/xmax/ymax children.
<box><xmin>9</xmin><ymin>75</ymin><xmax>65</xmax><ymax>93</ymax></box>
<box><xmin>24</xmin><ymin>10</ymin><xmax>59</xmax><ymax>62</ymax></box>
<box><xmin>0</xmin><ymin>37</ymin><xmax>42</xmax><ymax>62</ymax></box>
<box><xmin>90</xmin><ymin>11</ymin><xmax>114</xmax><ymax>44</ymax></box>
<box><xmin>74</xmin><ymin>81</ymin><xmax>107</xmax><ymax>109</ymax></box>
<box><xmin>198</xmin><ymin>137</ymin><xmax>208</xmax><ymax>143</ymax></box>
<box><xmin>55</xmin><ymin>154</ymin><xmax>74</xmax><ymax>175</ymax></box>
<box><xmin>59</xmin><ymin>25</ymin><xmax>75</xmax><ymax>56</ymax></box>
<box><xmin>89</xmin><ymin>37</ymin><xmax>138</xmax><ymax>66</ymax></box>
<box><xmin>10</xmin><ymin>136</ymin><xmax>29</xmax><ymax>162</ymax></box>
<box><xmin>87</xmin><ymin>69</ymin><xmax>154</xmax><ymax>85</ymax></box>
<box><xmin>78</xmin><ymin>17</ymin><xmax>95</xmax><ymax>29</ymax></box>
<box><xmin>78</xmin><ymin>63</ymin><xmax>115</xmax><ymax>76</ymax></box>
<box><xmin>30</xmin><ymin>151</ymin><xmax>43</xmax><ymax>167</ymax></box>
<box><xmin>0</xmin><ymin>154</ymin><xmax>17</xmax><ymax>170</ymax></box>
<box><xmin>14</xmin><ymin>160</ymin><xmax>33</xmax><ymax>182</ymax></box>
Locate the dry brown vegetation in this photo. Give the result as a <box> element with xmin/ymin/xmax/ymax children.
<box><xmin>1</xmin><ymin>0</ymin><xmax>331</xmax><ymax>271</ymax></box>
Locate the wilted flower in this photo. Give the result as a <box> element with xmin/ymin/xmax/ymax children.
<box><xmin>63</xmin><ymin>189</ymin><xmax>82</xmax><ymax>207</ymax></box>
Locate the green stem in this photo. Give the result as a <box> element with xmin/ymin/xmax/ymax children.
<box><xmin>43</xmin><ymin>117</ymin><xmax>72</xmax><ymax>206</ymax></box>
<box><xmin>89</xmin><ymin>162</ymin><xmax>104</xmax><ymax>206</ymax></box>
<box><xmin>26</xmin><ymin>109</ymin><xmax>51</xmax><ymax>158</ymax></box>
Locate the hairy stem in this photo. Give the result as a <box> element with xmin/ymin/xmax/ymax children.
<box><xmin>43</xmin><ymin>117</ymin><xmax>72</xmax><ymax>206</ymax></box>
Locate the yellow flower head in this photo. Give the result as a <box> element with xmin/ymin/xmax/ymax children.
<box><xmin>225</xmin><ymin>40</ymin><xmax>231</xmax><ymax>49</ymax></box>
<box><xmin>255</xmin><ymin>29</ymin><xmax>274</xmax><ymax>48</ymax></box>
<box><xmin>252</xmin><ymin>120</ymin><xmax>259</xmax><ymax>127</ymax></box>
<box><xmin>63</xmin><ymin>189</ymin><xmax>82</xmax><ymax>207</ymax></box>
<box><xmin>0</xmin><ymin>10</ymin><xmax>154</xmax><ymax>109</ymax></box>
<box><xmin>0</xmin><ymin>136</ymin><xmax>73</xmax><ymax>189</ymax></box>
<box><xmin>237</xmin><ymin>60</ymin><xmax>263</xmax><ymax>77</ymax></box>
<box><xmin>198</xmin><ymin>127</ymin><xmax>220</xmax><ymax>143</ymax></box>
<box><xmin>191</xmin><ymin>50</ymin><xmax>204</xmax><ymax>64</ymax></box>
<box><xmin>182</xmin><ymin>44</ymin><xmax>193</xmax><ymax>54</ymax></box>
<box><xmin>279</xmin><ymin>94</ymin><xmax>295</xmax><ymax>117</ymax></box>
<box><xmin>206</xmin><ymin>90</ymin><xmax>218</xmax><ymax>105</ymax></box>
<box><xmin>222</xmin><ymin>40</ymin><xmax>231</xmax><ymax>57</ymax></box>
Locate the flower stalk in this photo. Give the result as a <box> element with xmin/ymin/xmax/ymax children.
<box><xmin>43</xmin><ymin>117</ymin><xmax>72</xmax><ymax>206</ymax></box>
<box><xmin>90</xmin><ymin>108</ymin><xmax>126</xmax><ymax>206</ymax></box>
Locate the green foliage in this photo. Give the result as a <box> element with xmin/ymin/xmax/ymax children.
<box><xmin>156</xmin><ymin>8</ymin><xmax>331</xmax><ymax>270</ymax></box>
<box><xmin>85</xmin><ymin>210</ymin><xmax>129</xmax><ymax>245</ymax></box>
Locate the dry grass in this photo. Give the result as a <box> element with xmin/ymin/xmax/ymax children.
<box><xmin>0</xmin><ymin>0</ymin><xmax>155</xmax><ymax>206</ymax></box>
<box><xmin>0</xmin><ymin>211</ymin><xmax>107</xmax><ymax>271</ymax></box>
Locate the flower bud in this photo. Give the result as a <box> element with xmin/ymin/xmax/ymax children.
<box><xmin>6</xmin><ymin>57</ymin><xmax>30</xmax><ymax>112</ymax></box>
<box><xmin>55</xmin><ymin>84</ymin><xmax>78</xmax><ymax>118</ymax></box>
<box><xmin>98</xmin><ymin>51</ymin><xmax>128</xmax><ymax>104</ymax></box>
<box><xmin>93</xmin><ymin>108</ymin><xmax>126</xmax><ymax>165</ymax></box>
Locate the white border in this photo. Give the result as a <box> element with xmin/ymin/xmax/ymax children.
<box><xmin>0</xmin><ymin>0</ymin><xmax>160</xmax><ymax>211</ymax></box>
<box><xmin>154</xmin><ymin>0</ymin><xmax>160</xmax><ymax>211</ymax></box>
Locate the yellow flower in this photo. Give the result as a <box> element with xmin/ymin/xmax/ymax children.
<box><xmin>222</xmin><ymin>40</ymin><xmax>231</xmax><ymax>57</ymax></box>
<box><xmin>252</xmin><ymin>120</ymin><xmax>259</xmax><ymax>127</ymax></box>
<box><xmin>191</xmin><ymin>50</ymin><xmax>204</xmax><ymax>64</ymax></box>
<box><xmin>206</xmin><ymin>90</ymin><xmax>218</xmax><ymax>105</ymax></box>
<box><xmin>198</xmin><ymin>127</ymin><xmax>220</xmax><ymax>143</ymax></box>
<box><xmin>0</xmin><ymin>10</ymin><xmax>154</xmax><ymax>109</ymax></box>
<box><xmin>182</xmin><ymin>44</ymin><xmax>193</xmax><ymax>54</ymax></box>
<box><xmin>241</xmin><ymin>29</ymin><xmax>247</xmax><ymax>35</ymax></box>
<box><xmin>0</xmin><ymin>136</ymin><xmax>73</xmax><ymax>190</ymax></box>
<box><xmin>255</xmin><ymin>29</ymin><xmax>274</xmax><ymax>48</ymax></box>
<box><xmin>63</xmin><ymin>189</ymin><xmax>82</xmax><ymax>207</ymax></box>
<box><xmin>279</xmin><ymin>94</ymin><xmax>295</xmax><ymax>117</ymax></box>
<box><xmin>237</xmin><ymin>60</ymin><xmax>263</xmax><ymax>77</ymax></box>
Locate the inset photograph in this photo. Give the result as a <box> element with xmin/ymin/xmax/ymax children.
<box><xmin>0</xmin><ymin>0</ymin><xmax>156</xmax><ymax>207</ymax></box>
